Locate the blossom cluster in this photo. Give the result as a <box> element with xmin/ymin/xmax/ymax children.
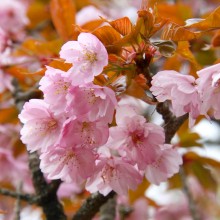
<box><xmin>150</xmin><ymin>64</ymin><xmax>220</xmax><ymax>127</ymax></box>
<box><xmin>19</xmin><ymin>33</ymin><xmax>182</xmax><ymax>195</ymax></box>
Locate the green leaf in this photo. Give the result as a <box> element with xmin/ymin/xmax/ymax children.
<box><xmin>153</xmin><ymin>40</ymin><xmax>177</xmax><ymax>57</ymax></box>
<box><xmin>179</xmin><ymin>132</ymin><xmax>202</xmax><ymax>148</ymax></box>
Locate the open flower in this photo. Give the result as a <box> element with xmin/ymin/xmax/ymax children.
<box><xmin>86</xmin><ymin>156</ymin><xmax>143</xmax><ymax>195</ymax></box>
<box><xmin>19</xmin><ymin>99</ymin><xmax>64</xmax><ymax>152</ymax></box>
<box><xmin>40</xmin><ymin>144</ymin><xmax>96</xmax><ymax>184</ymax></box>
<box><xmin>66</xmin><ymin>83</ymin><xmax>117</xmax><ymax>123</ymax></box>
<box><xmin>108</xmin><ymin>105</ymin><xmax>165</xmax><ymax>169</ymax></box>
<box><xmin>39</xmin><ymin>66</ymin><xmax>72</xmax><ymax>115</ymax></box>
<box><xmin>60</xmin><ymin>33</ymin><xmax>108</xmax><ymax>85</ymax></box>
<box><xmin>197</xmin><ymin>63</ymin><xmax>220</xmax><ymax>119</ymax></box>
<box><xmin>145</xmin><ymin>144</ymin><xmax>183</xmax><ymax>185</ymax></box>
<box><xmin>59</xmin><ymin>117</ymin><xmax>109</xmax><ymax>149</ymax></box>
<box><xmin>150</xmin><ymin>70</ymin><xmax>201</xmax><ymax>127</ymax></box>
<box><xmin>0</xmin><ymin>0</ymin><xmax>28</xmax><ymax>40</ymax></box>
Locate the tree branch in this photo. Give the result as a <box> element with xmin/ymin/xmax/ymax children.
<box><xmin>156</xmin><ymin>102</ymin><xmax>188</xmax><ymax>143</ymax></box>
<box><xmin>13</xmin><ymin>182</ymin><xmax>22</xmax><ymax>220</ymax></box>
<box><xmin>28</xmin><ymin>152</ymin><xmax>66</xmax><ymax>220</ymax></box>
<box><xmin>72</xmin><ymin>191</ymin><xmax>116</xmax><ymax>220</ymax></box>
<box><xmin>99</xmin><ymin>196</ymin><xmax>116</xmax><ymax>220</ymax></box>
<box><xmin>0</xmin><ymin>187</ymin><xmax>37</xmax><ymax>204</ymax></box>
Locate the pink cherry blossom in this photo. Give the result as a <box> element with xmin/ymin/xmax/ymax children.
<box><xmin>59</xmin><ymin>117</ymin><xmax>109</xmax><ymax>149</ymax></box>
<box><xmin>39</xmin><ymin>66</ymin><xmax>72</xmax><ymax>114</ymax></box>
<box><xmin>0</xmin><ymin>27</ymin><xmax>10</xmax><ymax>53</ymax></box>
<box><xmin>126</xmin><ymin>198</ymin><xmax>149</xmax><ymax>220</ymax></box>
<box><xmin>0</xmin><ymin>148</ymin><xmax>19</xmax><ymax>182</ymax></box>
<box><xmin>86</xmin><ymin>156</ymin><xmax>143</xmax><ymax>196</ymax></box>
<box><xmin>108</xmin><ymin>105</ymin><xmax>165</xmax><ymax>169</ymax></box>
<box><xmin>40</xmin><ymin>144</ymin><xmax>96</xmax><ymax>184</ymax></box>
<box><xmin>66</xmin><ymin>83</ymin><xmax>117</xmax><ymax>123</ymax></box>
<box><xmin>150</xmin><ymin>70</ymin><xmax>201</xmax><ymax>127</ymax></box>
<box><xmin>0</xmin><ymin>70</ymin><xmax>13</xmax><ymax>93</ymax></box>
<box><xmin>57</xmin><ymin>182</ymin><xmax>83</xmax><ymax>198</ymax></box>
<box><xmin>196</xmin><ymin>63</ymin><xmax>220</xmax><ymax>119</ymax></box>
<box><xmin>19</xmin><ymin>99</ymin><xmax>64</xmax><ymax>152</ymax></box>
<box><xmin>0</xmin><ymin>0</ymin><xmax>28</xmax><ymax>40</ymax></box>
<box><xmin>145</xmin><ymin>144</ymin><xmax>182</xmax><ymax>185</ymax></box>
<box><xmin>60</xmin><ymin>33</ymin><xmax>108</xmax><ymax>85</ymax></box>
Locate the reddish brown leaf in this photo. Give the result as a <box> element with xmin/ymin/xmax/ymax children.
<box><xmin>176</xmin><ymin>41</ymin><xmax>200</xmax><ymax>71</ymax></box>
<box><xmin>27</xmin><ymin>1</ymin><xmax>50</xmax><ymax>29</ymax></box>
<box><xmin>211</xmin><ymin>30</ymin><xmax>220</xmax><ymax>47</ymax></box>
<box><xmin>48</xmin><ymin>59</ymin><xmax>72</xmax><ymax>71</ymax></box>
<box><xmin>92</xmin><ymin>26</ymin><xmax>122</xmax><ymax>53</ymax></box>
<box><xmin>162</xmin><ymin>22</ymin><xmax>200</xmax><ymax>41</ymax></box>
<box><xmin>104</xmin><ymin>17</ymin><xmax>133</xmax><ymax>36</ymax></box>
<box><xmin>157</xmin><ymin>3</ymin><xmax>193</xmax><ymax>25</ymax></box>
<box><xmin>92</xmin><ymin>26</ymin><xmax>121</xmax><ymax>45</ymax></box>
<box><xmin>186</xmin><ymin>6</ymin><xmax>220</xmax><ymax>30</ymax></box>
<box><xmin>81</xmin><ymin>20</ymin><xmax>104</xmax><ymax>31</ymax></box>
<box><xmin>0</xmin><ymin>107</ymin><xmax>18</xmax><ymax>124</ymax></box>
<box><xmin>21</xmin><ymin>39</ymin><xmax>63</xmax><ymax>56</ymax></box>
<box><xmin>50</xmin><ymin>0</ymin><xmax>76</xmax><ymax>40</ymax></box>
<box><xmin>129</xmin><ymin>178</ymin><xmax>150</xmax><ymax>204</ymax></box>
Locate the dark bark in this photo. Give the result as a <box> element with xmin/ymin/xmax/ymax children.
<box><xmin>156</xmin><ymin>102</ymin><xmax>188</xmax><ymax>143</ymax></box>
<box><xmin>72</xmin><ymin>191</ymin><xmax>116</xmax><ymax>220</ymax></box>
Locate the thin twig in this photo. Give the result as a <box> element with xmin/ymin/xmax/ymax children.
<box><xmin>13</xmin><ymin>182</ymin><xmax>22</xmax><ymax>220</ymax></box>
<box><xmin>179</xmin><ymin>167</ymin><xmax>201</xmax><ymax>220</ymax></box>
<box><xmin>0</xmin><ymin>187</ymin><xmax>38</xmax><ymax>204</ymax></box>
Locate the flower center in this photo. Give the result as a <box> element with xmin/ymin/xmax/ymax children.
<box><xmin>131</xmin><ymin>132</ymin><xmax>143</xmax><ymax>145</ymax></box>
<box><xmin>101</xmin><ymin>165</ymin><xmax>116</xmax><ymax>183</ymax></box>
<box><xmin>55</xmin><ymin>80</ymin><xmax>70</xmax><ymax>95</ymax></box>
<box><xmin>84</xmin><ymin>50</ymin><xmax>97</xmax><ymax>64</ymax></box>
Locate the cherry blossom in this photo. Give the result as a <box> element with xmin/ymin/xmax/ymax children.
<box><xmin>145</xmin><ymin>144</ymin><xmax>183</xmax><ymax>185</ymax></box>
<box><xmin>86</xmin><ymin>156</ymin><xmax>143</xmax><ymax>196</ymax></box>
<box><xmin>57</xmin><ymin>182</ymin><xmax>83</xmax><ymax>198</ymax></box>
<box><xmin>150</xmin><ymin>70</ymin><xmax>201</xmax><ymax>126</ymax></box>
<box><xmin>59</xmin><ymin>117</ymin><xmax>109</xmax><ymax>149</ymax></box>
<box><xmin>196</xmin><ymin>63</ymin><xmax>220</xmax><ymax>119</ymax></box>
<box><xmin>19</xmin><ymin>99</ymin><xmax>64</xmax><ymax>152</ymax></box>
<box><xmin>108</xmin><ymin>105</ymin><xmax>165</xmax><ymax>169</ymax></box>
<box><xmin>0</xmin><ymin>148</ymin><xmax>19</xmax><ymax>182</ymax></box>
<box><xmin>0</xmin><ymin>27</ymin><xmax>9</xmax><ymax>53</ymax></box>
<box><xmin>66</xmin><ymin>83</ymin><xmax>117</xmax><ymax>123</ymax></box>
<box><xmin>39</xmin><ymin>66</ymin><xmax>72</xmax><ymax>114</ymax></box>
<box><xmin>60</xmin><ymin>33</ymin><xmax>108</xmax><ymax>85</ymax></box>
<box><xmin>40</xmin><ymin>144</ymin><xmax>96</xmax><ymax>184</ymax></box>
<box><xmin>0</xmin><ymin>70</ymin><xmax>13</xmax><ymax>93</ymax></box>
<box><xmin>0</xmin><ymin>0</ymin><xmax>28</xmax><ymax>40</ymax></box>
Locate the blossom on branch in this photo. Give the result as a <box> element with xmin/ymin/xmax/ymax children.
<box><xmin>19</xmin><ymin>99</ymin><xmax>64</xmax><ymax>152</ymax></box>
<box><xmin>60</xmin><ymin>33</ymin><xmax>108</xmax><ymax>85</ymax></box>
